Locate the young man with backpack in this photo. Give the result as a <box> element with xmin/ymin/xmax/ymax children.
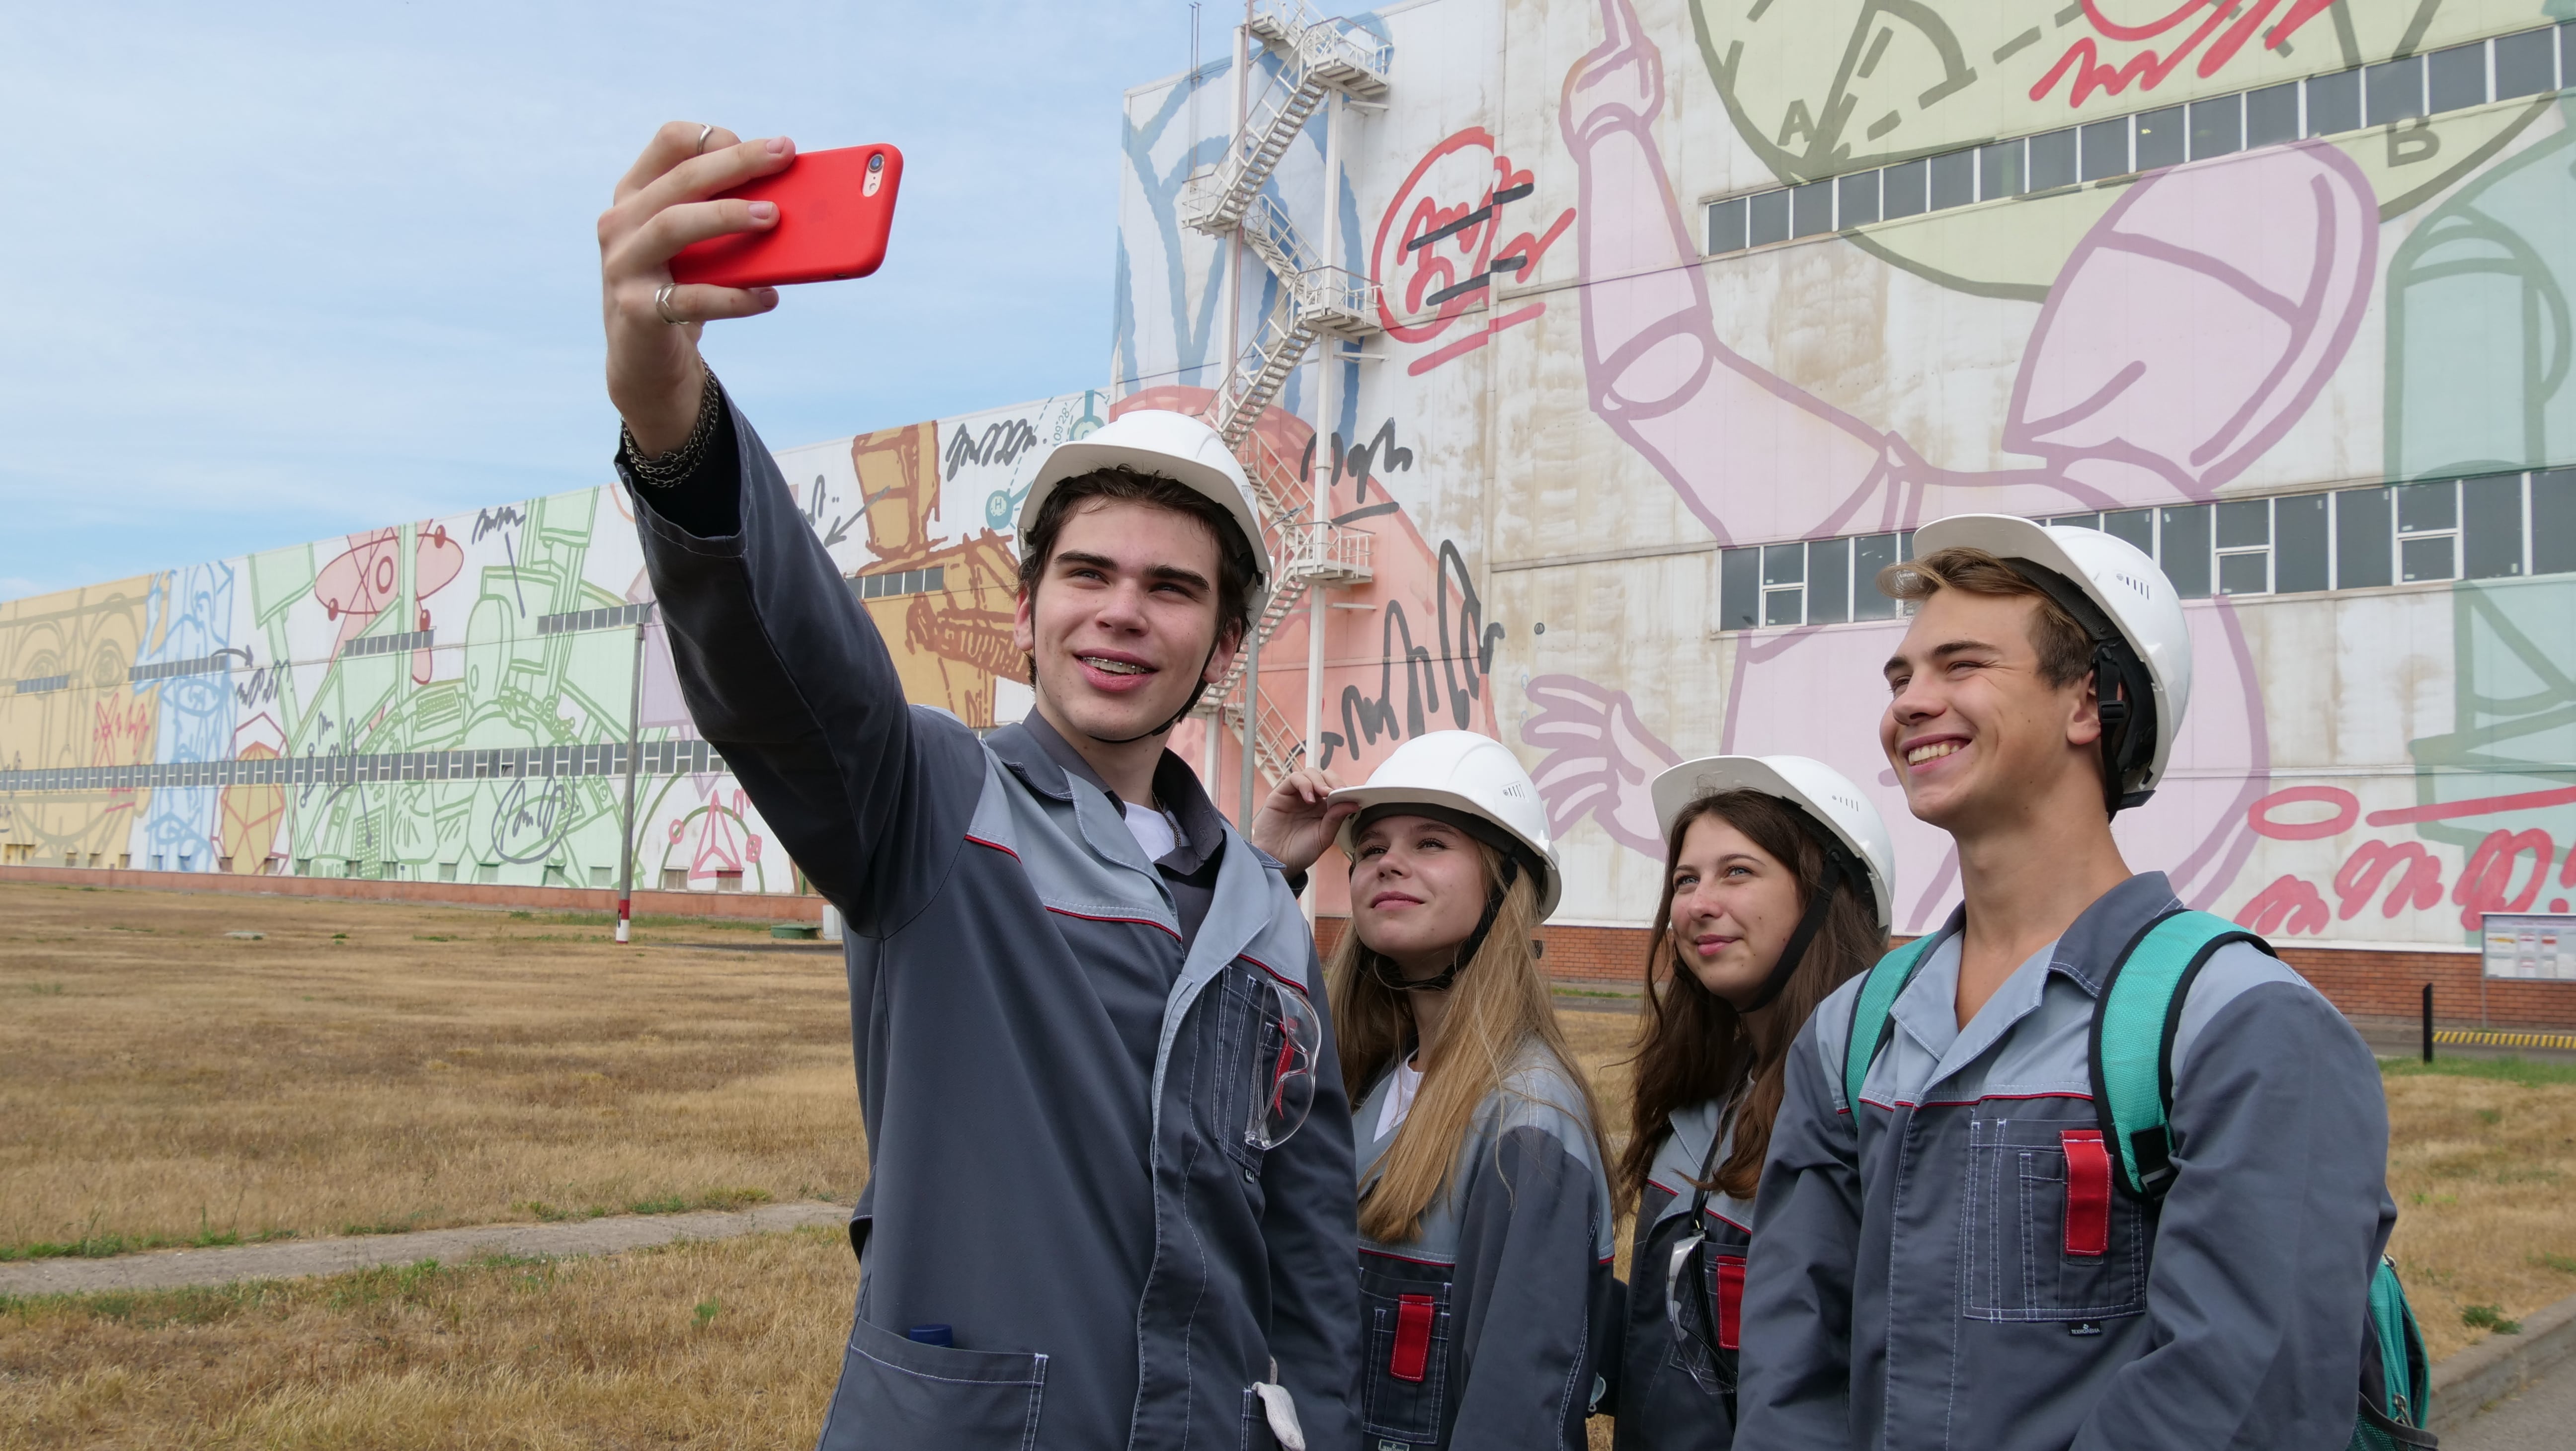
<box><xmin>1735</xmin><ymin>514</ymin><xmax>2422</xmax><ymax>1451</ymax></box>
<box><xmin>599</xmin><ymin>125</ymin><xmax>1357</xmax><ymax>1451</ymax></box>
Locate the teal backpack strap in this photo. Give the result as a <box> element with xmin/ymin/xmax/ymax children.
<box><xmin>2088</xmin><ymin>908</ymin><xmax>2275</xmax><ymax>1198</ymax></box>
<box><xmin>1842</xmin><ymin>935</ymin><xmax>1940</xmax><ymax>1116</ymax></box>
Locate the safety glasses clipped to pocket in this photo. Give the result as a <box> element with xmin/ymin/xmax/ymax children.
<box><xmin>1246</xmin><ymin>978</ymin><xmax>1322</xmax><ymax>1153</ymax></box>
<box><xmin>1664</xmin><ymin>1230</ymin><xmax>1743</xmax><ymax>1359</ymax></box>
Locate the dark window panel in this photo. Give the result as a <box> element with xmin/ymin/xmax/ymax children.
<box><xmin>2049</xmin><ymin>512</ymin><xmax>2101</xmax><ymax>530</ymax></box>
<box><xmin>2215</xmin><ymin>498</ymin><xmax>2269</xmax><ymax>548</ymax></box>
<box><xmin>2219</xmin><ymin>551</ymin><xmax>2270</xmax><ymax>595</ymax></box>
<box><xmin>2104</xmin><ymin>507</ymin><xmax>2156</xmax><ymax>555</ymax></box>
<box><xmin>2533</xmin><ymin>468</ymin><xmax>2576</xmax><ymax>574</ymax></box>
<box><xmin>2401</xmin><ymin>534</ymin><xmax>2456</xmax><ymax>582</ymax></box>
<box><xmin>2134</xmin><ymin>105</ymin><xmax>2186</xmax><ymax>169</ymax></box>
<box><xmin>2275</xmin><ymin>493</ymin><xmax>2330</xmax><ymax>592</ymax></box>
<box><xmin>2160</xmin><ymin>504</ymin><xmax>2212</xmax><ymax>597</ymax></box>
<box><xmin>2462</xmin><ymin>472</ymin><xmax>2525</xmax><ymax>578</ymax></box>
<box><xmin>927</xmin><ymin>564</ymin><xmax>945</xmax><ymax>590</ymax></box>
<box><xmin>2246</xmin><ymin>81</ymin><xmax>2308</xmax><ymax>147</ymax></box>
<box><xmin>2190</xmin><ymin>94</ymin><xmax>2247</xmax><ymax>157</ymax></box>
<box><xmin>2365</xmin><ymin>55</ymin><xmax>2426</xmax><ymax>126</ymax></box>
<box><xmin>1978</xmin><ymin>138</ymin><xmax>2026</xmax><ymax>200</ymax></box>
<box><xmin>1748</xmin><ymin>189</ymin><xmax>1790</xmax><ymax>247</ymax></box>
<box><xmin>2495</xmin><ymin>27</ymin><xmax>2557</xmax><ymax>100</ymax></box>
<box><xmin>1763</xmin><ymin>542</ymin><xmax>1806</xmax><ymax>585</ymax></box>
<box><xmin>2397</xmin><ymin>479</ymin><xmax>2457</xmax><ymax>533</ymax></box>
<box><xmin>2338</xmin><ymin>486</ymin><xmax>2394</xmax><ymax>587</ymax></box>
<box><xmin>2029</xmin><ymin>128</ymin><xmax>2077</xmax><ymax>190</ymax></box>
<box><xmin>1708</xmin><ymin>197</ymin><xmax>1748</xmax><ymax>254</ymax></box>
<box><xmin>1809</xmin><ymin>537</ymin><xmax>1852</xmax><ymax>624</ymax></box>
<box><xmin>1898</xmin><ymin>530</ymin><xmax>1915</xmax><ymax>561</ymax></box>
<box><xmin>1853</xmin><ymin>534</ymin><xmax>1901</xmax><ymax>617</ymax></box>
<box><xmin>1764</xmin><ymin>587</ymin><xmax>1805</xmax><ymax>627</ymax></box>
<box><xmin>2567</xmin><ymin>22</ymin><xmax>2576</xmax><ymax>91</ymax></box>
<box><xmin>1837</xmin><ymin>169</ymin><xmax>1881</xmax><ymax>227</ymax></box>
<box><xmin>2079</xmin><ymin>117</ymin><xmax>2131</xmax><ymax>179</ymax></box>
<box><xmin>1720</xmin><ymin>548</ymin><xmax>1761</xmax><ymax>630</ymax></box>
<box><xmin>2307</xmin><ymin>70</ymin><xmax>2361</xmax><ymax>135</ymax></box>
<box><xmin>1791</xmin><ymin>180</ymin><xmax>1834</xmax><ymax>237</ymax></box>
<box><xmin>1929</xmin><ymin>150</ymin><xmax>1974</xmax><ymax>210</ymax></box>
<box><xmin>1882</xmin><ymin>159</ymin><xmax>1929</xmax><ymax>219</ymax></box>
<box><xmin>2427</xmin><ymin>42</ymin><xmax>2489</xmax><ymax>113</ymax></box>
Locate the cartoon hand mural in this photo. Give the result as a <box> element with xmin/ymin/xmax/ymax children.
<box><xmin>1521</xmin><ymin>673</ymin><xmax>1681</xmax><ymax>859</ymax></box>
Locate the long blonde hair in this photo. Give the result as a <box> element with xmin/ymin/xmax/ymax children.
<box><xmin>1329</xmin><ymin>841</ymin><xmax>1608</xmax><ymax>1244</ymax></box>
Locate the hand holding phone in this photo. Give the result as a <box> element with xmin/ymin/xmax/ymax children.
<box><xmin>667</xmin><ymin>144</ymin><xmax>903</xmax><ymax>289</ymax></box>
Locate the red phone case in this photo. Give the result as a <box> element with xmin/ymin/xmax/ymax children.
<box><xmin>667</xmin><ymin>144</ymin><xmax>903</xmax><ymax>289</ymax></box>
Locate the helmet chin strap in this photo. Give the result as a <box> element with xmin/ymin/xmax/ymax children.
<box><xmin>1369</xmin><ymin>857</ymin><xmax>1521</xmax><ymax>995</ymax></box>
<box><xmin>1732</xmin><ymin>840</ymin><xmax>1860</xmax><ymax>1015</ymax></box>
<box><xmin>1078</xmin><ymin>638</ymin><xmax>1223</xmax><ymax>747</ymax></box>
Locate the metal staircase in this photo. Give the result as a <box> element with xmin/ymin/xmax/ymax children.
<box><xmin>1188</xmin><ymin>0</ymin><xmax>1390</xmax><ymax>800</ymax></box>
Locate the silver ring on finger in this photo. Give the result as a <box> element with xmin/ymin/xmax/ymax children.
<box><xmin>653</xmin><ymin>283</ymin><xmax>688</xmax><ymax>326</ymax></box>
<box><xmin>695</xmin><ymin>123</ymin><xmax>716</xmax><ymax>153</ymax></box>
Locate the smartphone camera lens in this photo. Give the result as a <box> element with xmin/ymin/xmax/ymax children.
<box><xmin>864</xmin><ymin>150</ymin><xmax>886</xmax><ymax>196</ymax></box>
<box><xmin>868</xmin><ymin>153</ymin><xmax>884</xmax><ymax>171</ymax></box>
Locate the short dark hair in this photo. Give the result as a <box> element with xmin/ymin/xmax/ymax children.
<box><xmin>1016</xmin><ymin>467</ymin><xmax>1259</xmax><ymax>677</ymax></box>
<box><xmin>1877</xmin><ymin>546</ymin><xmax>2092</xmax><ymax>688</ymax></box>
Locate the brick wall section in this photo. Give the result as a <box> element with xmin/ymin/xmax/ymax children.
<box><xmin>0</xmin><ymin>864</ymin><xmax>822</xmax><ymax>923</ymax></box>
<box><xmin>1314</xmin><ymin>916</ymin><xmax>2576</xmax><ymax>1030</ymax></box>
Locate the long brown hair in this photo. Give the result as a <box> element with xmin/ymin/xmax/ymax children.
<box><xmin>1616</xmin><ymin>790</ymin><xmax>1885</xmax><ymax>1208</ymax></box>
<box><xmin>1330</xmin><ymin>838</ymin><xmax>1608</xmax><ymax>1244</ymax></box>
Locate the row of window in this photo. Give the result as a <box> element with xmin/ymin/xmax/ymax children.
<box><xmin>536</xmin><ymin>601</ymin><xmax>657</xmax><ymax>635</ymax></box>
<box><xmin>11</xmin><ymin>673</ymin><xmax>70</xmax><ymax>696</ymax></box>
<box><xmin>0</xmin><ymin>738</ymin><xmax>728</xmax><ymax>795</ymax></box>
<box><xmin>851</xmin><ymin>564</ymin><xmax>949</xmax><ymax>601</ymax></box>
<box><xmin>1707</xmin><ymin>22</ymin><xmax>2573</xmax><ymax>255</ymax></box>
<box><xmin>13</xmin><ymin>850</ymin><xmax>749</xmax><ymax>893</ymax></box>
<box><xmin>1721</xmin><ymin>469</ymin><xmax>2576</xmax><ymax>632</ymax></box>
<box><xmin>343</xmin><ymin>628</ymin><xmax>435</xmax><ymax>658</ymax></box>
<box><xmin>127</xmin><ymin>652</ymin><xmax>236</xmax><ymax>684</ymax></box>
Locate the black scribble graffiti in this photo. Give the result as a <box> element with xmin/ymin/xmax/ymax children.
<box><xmin>490</xmin><ymin>776</ymin><xmax>574</xmax><ymax>864</ymax></box>
<box><xmin>1435</xmin><ymin>540</ymin><xmax>1504</xmax><ymax>725</ymax></box>
<box><xmin>234</xmin><ymin>666</ymin><xmax>282</xmax><ymax>709</ymax></box>
<box><xmin>943</xmin><ymin>417</ymin><xmax>1043</xmax><ymax>481</ymax></box>
<box><xmin>472</xmin><ymin>505</ymin><xmax>526</xmax><ymax>543</ymax></box>
<box><xmin>822</xmin><ymin>513</ymin><xmax>859</xmax><ymax>549</ymax></box>
<box><xmin>1316</xmin><ymin>537</ymin><xmax>1504</xmax><ymax>771</ymax></box>
<box><xmin>805</xmin><ymin>475</ymin><xmax>830</xmax><ymax>526</ymax></box>
<box><xmin>1334</xmin><ymin>419</ymin><xmax>1415</xmax><ymax>502</ymax></box>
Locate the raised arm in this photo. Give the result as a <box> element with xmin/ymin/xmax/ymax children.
<box><xmin>598</xmin><ymin>124</ymin><xmax>977</xmax><ymax>920</ymax></box>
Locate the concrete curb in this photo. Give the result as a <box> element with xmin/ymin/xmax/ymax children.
<box><xmin>0</xmin><ymin>1200</ymin><xmax>848</xmax><ymax>1298</ymax></box>
<box><xmin>2431</xmin><ymin>1289</ymin><xmax>2576</xmax><ymax>1434</ymax></box>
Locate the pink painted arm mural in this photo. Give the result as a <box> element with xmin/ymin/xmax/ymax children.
<box><xmin>1522</xmin><ymin>674</ymin><xmax>1680</xmax><ymax>859</ymax></box>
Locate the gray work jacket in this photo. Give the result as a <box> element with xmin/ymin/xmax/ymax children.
<box><xmin>1349</xmin><ymin>1047</ymin><xmax>1616</xmax><ymax>1450</ymax></box>
<box><xmin>1735</xmin><ymin>872</ymin><xmax>2395</xmax><ymax>1451</ymax></box>
<box><xmin>626</xmin><ymin>398</ymin><xmax>1362</xmax><ymax>1451</ymax></box>
<box><xmin>1614</xmin><ymin>1099</ymin><xmax>1750</xmax><ymax>1451</ymax></box>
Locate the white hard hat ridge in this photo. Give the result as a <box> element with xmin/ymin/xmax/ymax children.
<box><xmin>1907</xmin><ymin>513</ymin><xmax>2194</xmax><ymax>803</ymax></box>
<box><xmin>1016</xmin><ymin>408</ymin><xmax>1273</xmax><ymax>612</ymax></box>
<box><xmin>1328</xmin><ymin>730</ymin><xmax>1563</xmax><ymax>919</ymax></box>
<box><xmin>1648</xmin><ymin>754</ymin><xmax>1898</xmax><ymax>931</ymax></box>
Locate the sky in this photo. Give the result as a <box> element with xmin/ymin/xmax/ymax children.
<box><xmin>0</xmin><ymin>1</ymin><xmax>1211</xmax><ymax>600</ymax></box>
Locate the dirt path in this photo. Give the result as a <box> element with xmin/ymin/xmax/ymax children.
<box><xmin>0</xmin><ymin>1200</ymin><xmax>847</xmax><ymax>1297</ymax></box>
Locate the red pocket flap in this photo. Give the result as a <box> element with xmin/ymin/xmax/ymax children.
<box><xmin>2061</xmin><ymin>1128</ymin><xmax>2111</xmax><ymax>1258</ymax></box>
<box><xmin>1390</xmin><ymin>1293</ymin><xmax>1435</xmax><ymax>1382</ymax></box>
<box><xmin>1714</xmin><ymin>1254</ymin><xmax>1746</xmax><ymax>1352</ymax></box>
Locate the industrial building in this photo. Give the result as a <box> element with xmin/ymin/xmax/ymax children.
<box><xmin>5</xmin><ymin>0</ymin><xmax>2573</xmax><ymax>1024</ymax></box>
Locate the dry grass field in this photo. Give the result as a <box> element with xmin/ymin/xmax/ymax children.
<box><xmin>0</xmin><ymin>882</ymin><xmax>864</xmax><ymax>1258</ymax></box>
<box><xmin>3</xmin><ymin>883</ymin><xmax>2571</xmax><ymax>1447</ymax></box>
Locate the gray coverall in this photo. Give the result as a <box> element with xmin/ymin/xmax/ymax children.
<box><xmin>1348</xmin><ymin>1047</ymin><xmax>1616</xmax><ymax>1450</ymax></box>
<box><xmin>1614</xmin><ymin>1099</ymin><xmax>1750</xmax><ymax>1450</ymax></box>
<box><xmin>624</xmin><ymin>392</ymin><xmax>1362</xmax><ymax>1451</ymax></box>
<box><xmin>1735</xmin><ymin>871</ymin><xmax>2396</xmax><ymax>1451</ymax></box>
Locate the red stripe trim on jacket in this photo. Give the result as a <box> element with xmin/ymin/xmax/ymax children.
<box><xmin>964</xmin><ymin>833</ymin><xmax>1018</xmax><ymax>857</ymax></box>
<box><xmin>1044</xmin><ymin>904</ymin><xmax>1183</xmax><ymax>943</ymax></box>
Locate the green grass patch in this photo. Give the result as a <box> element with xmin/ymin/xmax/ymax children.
<box><xmin>2380</xmin><ymin>1055</ymin><xmax>2576</xmax><ymax>1087</ymax></box>
<box><xmin>693</xmin><ymin>1296</ymin><xmax>722</xmax><ymax>1328</ymax></box>
<box><xmin>24</xmin><ymin>981</ymin><xmax>65</xmax><ymax>995</ymax></box>
<box><xmin>337</xmin><ymin>1215</ymin><xmax>428</xmax><ymax>1237</ymax></box>
<box><xmin>0</xmin><ymin>1218</ymin><xmax>295</xmax><ymax>1262</ymax></box>
<box><xmin>2533</xmin><ymin>1252</ymin><xmax>2576</xmax><ymax>1275</ymax></box>
<box><xmin>2462</xmin><ymin>1303</ymin><xmax>2522</xmax><ymax>1334</ymax></box>
<box><xmin>623</xmin><ymin>1187</ymin><xmax>772</xmax><ymax>1217</ymax></box>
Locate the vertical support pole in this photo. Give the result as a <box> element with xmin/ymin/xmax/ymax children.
<box><xmin>616</xmin><ymin>617</ymin><xmax>646</xmax><ymax>945</ymax></box>
<box><xmin>1238</xmin><ymin>625</ymin><xmax>1263</xmax><ymax>828</ymax></box>
<box><xmin>2422</xmin><ymin>982</ymin><xmax>2435</xmax><ymax>1063</ymax></box>
<box><xmin>1302</xmin><ymin>584</ymin><xmax>1327</xmax><ymax>924</ymax></box>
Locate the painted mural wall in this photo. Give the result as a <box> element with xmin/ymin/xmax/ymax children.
<box><xmin>1114</xmin><ymin>0</ymin><xmax>2576</xmax><ymax>948</ymax></box>
<box><xmin>0</xmin><ymin>391</ymin><xmax>1104</xmax><ymax>890</ymax></box>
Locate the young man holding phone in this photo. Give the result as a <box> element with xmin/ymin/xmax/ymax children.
<box><xmin>599</xmin><ymin>124</ymin><xmax>1358</xmax><ymax>1451</ymax></box>
<box><xmin>1734</xmin><ymin>516</ymin><xmax>2397</xmax><ymax>1450</ymax></box>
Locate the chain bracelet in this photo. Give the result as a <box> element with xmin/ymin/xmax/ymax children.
<box><xmin>619</xmin><ymin>362</ymin><xmax>722</xmax><ymax>489</ymax></box>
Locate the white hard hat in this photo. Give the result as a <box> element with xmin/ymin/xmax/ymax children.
<box><xmin>1330</xmin><ymin>730</ymin><xmax>1563</xmax><ymax>919</ymax></box>
<box><xmin>1907</xmin><ymin>514</ymin><xmax>2193</xmax><ymax>809</ymax></box>
<box><xmin>1018</xmin><ymin>408</ymin><xmax>1271</xmax><ymax>612</ymax></box>
<box><xmin>1650</xmin><ymin>755</ymin><xmax>1897</xmax><ymax>931</ymax></box>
